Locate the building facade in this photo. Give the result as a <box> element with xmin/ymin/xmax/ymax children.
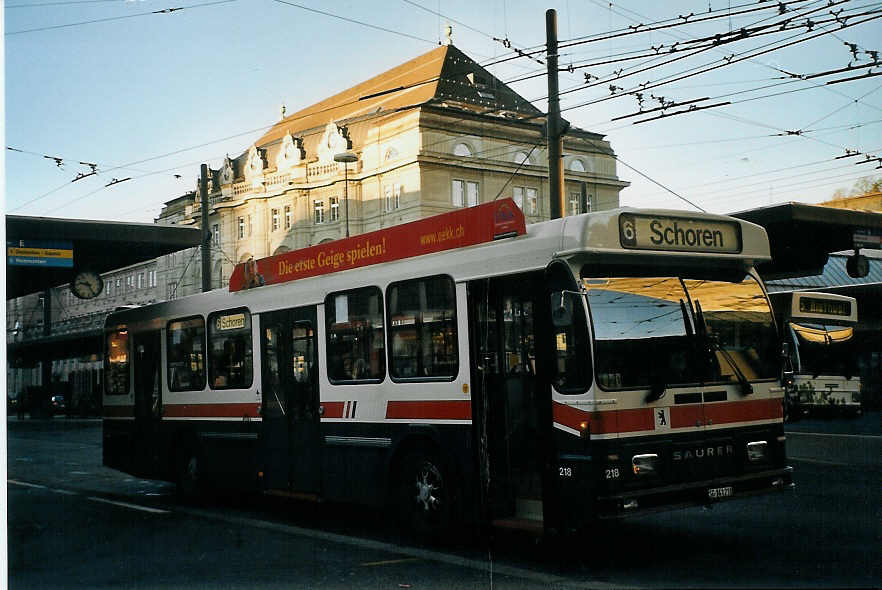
<box><xmin>159</xmin><ymin>44</ymin><xmax>628</xmax><ymax>298</ymax></box>
<box><xmin>8</xmin><ymin>44</ymin><xmax>628</xmax><ymax>411</ymax></box>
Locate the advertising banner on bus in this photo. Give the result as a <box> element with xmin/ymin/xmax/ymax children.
<box><xmin>229</xmin><ymin>198</ymin><xmax>526</xmax><ymax>291</ymax></box>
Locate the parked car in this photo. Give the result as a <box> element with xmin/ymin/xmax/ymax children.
<box><xmin>49</xmin><ymin>394</ymin><xmax>67</xmax><ymax>415</ymax></box>
<box><xmin>8</xmin><ymin>391</ymin><xmax>22</xmax><ymax>413</ymax></box>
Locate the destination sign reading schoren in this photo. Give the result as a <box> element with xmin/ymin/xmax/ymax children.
<box><xmin>619</xmin><ymin>213</ymin><xmax>742</xmax><ymax>254</ymax></box>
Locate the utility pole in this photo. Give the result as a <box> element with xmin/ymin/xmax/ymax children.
<box><xmin>200</xmin><ymin>163</ymin><xmax>211</xmax><ymax>292</ymax></box>
<box><xmin>546</xmin><ymin>8</ymin><xmax>565</xmax><ymax>220</ymax></box>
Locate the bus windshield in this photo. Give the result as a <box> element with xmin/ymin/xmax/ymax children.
<box><xmin>790</xmin><ymin>322</ymin><xmax>858</xmax><ymax>378</ymax></box>
<box><xmin>585</xmin><ymin>274</ymin><xmax>778</xmax><ymax>390</ymax></box>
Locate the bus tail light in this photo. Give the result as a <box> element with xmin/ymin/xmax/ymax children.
<box><xmin>632</xmin><ymin>453</ymin><xmax>658</xmax><ymax>476</ymax></box>
<box><xmin>747</xmin><ymin>440</ymin><xmax>768</xmax><ymax>462</ymax></box>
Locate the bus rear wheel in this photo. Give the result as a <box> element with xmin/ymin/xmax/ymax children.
<box><xmin>397</xmin><ymin>451</ymin><xmax>450</xmax><ymax>539</ymax></box>
<box><xmin>176</xmin><ymin>447</ymin><xmax>202</xmax><ymax>501</ymax></box>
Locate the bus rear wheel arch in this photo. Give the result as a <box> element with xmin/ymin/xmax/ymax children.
<box><xmin>396</xmin><ymin>449</ymin><xmax>452</xmax><ymax>539</ymax></box>
<box><xmin>175</xmin><ymin>441</ymin><xmax>203</xmax><ymax>501</ymax></box>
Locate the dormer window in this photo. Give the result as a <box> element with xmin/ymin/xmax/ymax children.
<box><xmin>453</xmin><ymin>143</ymin><xmax>472</xmax><ymax>157</ymax></box>
<box><xmin>569</xmin><ymin>158</ymin><xmax>586</xmax><ymax>173</ymax></box>
<box><xmin>467</xmin><ymin>71</ymin><xmax>495</xmax><ymax>99</ymax></box>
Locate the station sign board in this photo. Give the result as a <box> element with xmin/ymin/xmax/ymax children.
<box><xmin>853</xmin><ymin>228</ymin><xmax>881</xmax><ymax>249</ymax></box>
<box><xmin>6</xmin><ymin>240</ymin><xmax>74</xmax><ymax>268</ymax></box>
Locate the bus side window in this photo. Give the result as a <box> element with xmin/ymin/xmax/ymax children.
<box><xmin>387</xmin><ymin>275</ymin><xmax>458</xmax><ymax>381</ymax></box>
<box><xmin>167</xmin><ymin>316</ymin><xmax>206</xmax><ymax>392</ymax></box>
<box><xmin>550</xmin><ymin>291</ymin><xmax>591</xmax><ymax>394</ymax></box>
<box><xmin>105</xmin><ymin>329</ymin><xmax>130</xmax><ymax>395</ymax></box>
<box><xmin>325</xmin><ymin>287</ymin><xmax>385</xmax><ymax>383</ymax></box>
<box><xmin>208</xmin><ymin>309</ymin><xmax>253</xmax><ymax>390</ymax></box>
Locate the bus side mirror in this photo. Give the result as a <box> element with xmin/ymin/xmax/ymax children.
<box><xmin>551</xmin><ymin>291</ymin><xmax>573</xmax><ymax>327</ymax></box>
<box><xmin>846</xmin><ymin>252</ymin><xmax>869</xmax><ymax>278</ymax></box>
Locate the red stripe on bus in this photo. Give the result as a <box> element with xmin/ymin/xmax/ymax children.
<box><xmin>103</xmin><ymin>405</ymin><xmax>134</xmax><ymax>418</ymax></box>
<box><xmin>671</xmin><ymin>404</ymin><xmax>703</xmax><ymax>429</ymax></box>
<box><xmin>704</xmin><ymin>397</ymin><xmax>782</xmax><ymax>425</ymax></box>
<box><xmin>552</xmin><ymin>401</ymin><xmax>587</xmax><ymax>431</ymax></box>
<box><xmin>321</xmin><ymin>401</ymin><xmax>344</xmax><ymax>419</ymax></box>
<box><xmin>385</xmin><ymin>400</ymin><xmax>472</xmax><ymax>420</ymax></box>
<box><xmin>551</xmin><ymin>403</ymin><xmax>653</xmax><ymax>435</ymax></box>
<box><xmin>614</xmin><ymin>408</ymin><xmax>654</xmax><ymax>433</ymax></box>
<box><xmin>163</xmin><ymin>403</ymin><xmax>260</xmax><ymax>418</ymax></box>
<box><xmin>554</xmin><ymin>397</ymin><xmax>780</xmax><ymax>436</ymax></box>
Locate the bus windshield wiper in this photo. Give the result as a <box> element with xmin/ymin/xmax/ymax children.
<box><xmin>695</xmin><ymin>300</ymin><xmax>753</xmax><ymax>396</ymax></box>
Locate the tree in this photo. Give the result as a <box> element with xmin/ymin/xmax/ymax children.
<box><xmin>833</xmin><ymin>175</ymin><xmax>882</xmax><ymax>199</ymax></box>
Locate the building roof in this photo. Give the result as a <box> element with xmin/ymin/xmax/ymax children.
<box><xmin>731</xmin><ymin>202</ymin><xmax>882</xmax><ymax>278</ymax></box>
<box><xmin>254</xmin><ymin>44</ymin><xmax>542</xmax><ymax>150</ymax></box>
<box><xmin>765</xmin><ymin>253</ymin><xmax>882</xmax><ymax>292</ymax></box>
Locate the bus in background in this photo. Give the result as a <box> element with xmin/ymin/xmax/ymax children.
<box><xmin>782</xmin><ymin>292</ymin><xmax>861</xmax><ymax>419</ymax></box>
<box><xmin>103</xmin><ymin>199</ymin><xmax>792</xmax><ymax>537</ymax></box>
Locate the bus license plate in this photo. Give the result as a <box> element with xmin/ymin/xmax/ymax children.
<box><xmin>708</xmin><ymin>486</ymin><xmax>734</xmax><ymax>499</ymax></box>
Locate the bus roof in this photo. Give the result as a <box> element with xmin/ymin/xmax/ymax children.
<box><xmin>106</xmin><ymin>206</ymin><xmax>770</xmax><ymax>327</ymax></box>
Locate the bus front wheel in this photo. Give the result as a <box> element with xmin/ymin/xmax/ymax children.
<box><xmin>397</xmin><ymin>451</ymin><xmax>450</xmax><ymax>539</ymax></box>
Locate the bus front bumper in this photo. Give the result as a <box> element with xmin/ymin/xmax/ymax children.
<box><xmin>594</xmin><ymin>466</ymin><xmax>794</xmax><ymax>519</ymax></box>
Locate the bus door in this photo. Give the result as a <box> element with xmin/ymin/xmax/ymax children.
<box><xmin>132</xmin><ymin>330</ymin><xmax>162</xmax><ymax>475</ymax></box>
<box><xmin>471</xmin><ymin>275</ymin><xmax>545</xmax><ymax>525</ymax></box>
<box><xmin>260</xmin><ymin>307</ymin><xmax>320</xmax><ymax>493</ymax></box>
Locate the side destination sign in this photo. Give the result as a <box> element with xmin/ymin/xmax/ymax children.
<box><xmin>229</xmin><ymin>198</ymin><xmax>526</xmax><ymax>292</ymax></box>
<box><xmin>619</xmin><ymin>213</ymin><xmax>742</xmax><ymax>254</ymax></box>
<box><xmin>216</xmin><ymin>313</ymin><xmax>246</xmax><ymax>330</ymax></box>
<box><xmin>798</xmin><ymin>296</ymin><xmax>851</xmax><ymax>317</ymax></box>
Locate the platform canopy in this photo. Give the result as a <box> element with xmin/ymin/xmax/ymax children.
<box><xmin>731</xmin><ymin>202</ymin><xmax>882</xmax><ymax>279</ymax></box>
<box><xmin>6</xmin><ymin>215</ymin><xmax>202</xmax><ymax>299</ymax></box>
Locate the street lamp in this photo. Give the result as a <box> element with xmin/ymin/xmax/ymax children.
<box><xmin>334</xmin><ymin>151</ymin><xmax>357</xmax><ymax>238</ymax></box>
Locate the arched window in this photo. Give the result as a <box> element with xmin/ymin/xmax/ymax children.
<box><xmin>453</xmin><ymin>143</ymin><xmax>472</xmax><ymax>157</ymax></box>
<box><xmin>213</xmin><ymin>260</ymin><xmax>224</xmax><ymax>289</ymax></box>
<box><xmin>273</xmin><ymin>245</ymin><xmax>291</xmax><ymax>256</ymax></box>
<box><xmin>569</xmin><ymin>159</ymin><xmax>586</xmax><ymax>173</ymax></box>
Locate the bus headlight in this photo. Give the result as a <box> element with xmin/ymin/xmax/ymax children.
<box><xmin>747</xmin><ymin>441</ymin><xmax>768</xmax><ymax>462</ymax></box>
<box><xmin>632</xmin><ymin>453</ymin><xmax>659</xmax><ymax>476</ymax></box>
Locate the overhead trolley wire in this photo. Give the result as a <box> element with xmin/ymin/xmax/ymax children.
<box><xmin>271</xmin><ymin>0</ymin><xmax>437</xmax><ymax>45</ymax></box>
<box><xmin>559</xmin><ymin>10</ymin><xmax>882</xmax><ymax>115</ymax></box>
<box><xmin>5</xmin><ymin>0</ymin><xmax>237</xmax><ymax>36</ymax></box>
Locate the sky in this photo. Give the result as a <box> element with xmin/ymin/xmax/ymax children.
<box><xmin>4</xmin><ymin>0</ymin><xmax>881</xmax><ymax>223</ymax></box>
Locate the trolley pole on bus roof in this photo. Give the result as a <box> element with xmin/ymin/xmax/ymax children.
<box><xmin>546</xmin><ymin>8</ymin><xmax>565</xmax><ymax>220</ymax></box>
<box><xmin>200</xmin><ymin>163</ymin><xmax>211</xmax><ymax>293</ymax></box>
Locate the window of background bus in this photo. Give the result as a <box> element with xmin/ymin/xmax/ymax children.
<box><xmin>166</xmin><ymin>317</ymin><xmax>206</xmax><ymax>391</ymax></box>
<box><xmin>105</xmin><ymin>329</ymin><xmax>130</xmax><ymax>395</ymax></box>
<box><xmin>387</xmin><ymin>275</ymin><xmax>457</xmax><ymax>380</ymax></box>
<box><xmin>326</xmin><ymin>287</ymin><xmax>385</xmax><ymax>383</ymax></box>
<box><xmin>207</xmin><ymin>309</ymin><xmax>253</xmax><ymax>389</ymax></box>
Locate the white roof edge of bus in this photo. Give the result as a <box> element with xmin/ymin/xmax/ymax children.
<box><xmin>105</xmin><ymin>208</ymin><xmax>770</xmax><ymax>324</ymax></box>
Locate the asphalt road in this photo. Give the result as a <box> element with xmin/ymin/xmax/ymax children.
<box><xmin>7</xmin><ymin>416</ymin><xmax>881</xmax><ymax>589</ymax></box>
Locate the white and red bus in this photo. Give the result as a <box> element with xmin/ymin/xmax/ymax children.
<box><xmin>780</xmin><ymin>291</ymin><xmax>861</xmax><ymax>418</ymax></box>
<box><xmin>103</xmin><ymin>199</ymin><xmax>793</xmax><ymax>535</ymax></box>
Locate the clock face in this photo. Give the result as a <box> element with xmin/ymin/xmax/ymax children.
<box><xmin>71</xmin><ymin>270</ymin><xmax>104</xmax><ymax>300</ymax></box>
